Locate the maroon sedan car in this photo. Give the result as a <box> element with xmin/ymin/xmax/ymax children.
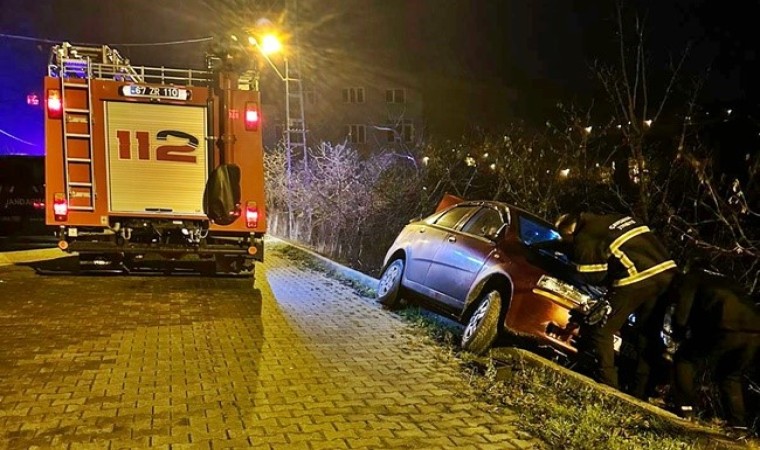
<box><xmin>377</xmin><ymin>197</ymin><xmax>603</xmax><ymax>358</ymax></box>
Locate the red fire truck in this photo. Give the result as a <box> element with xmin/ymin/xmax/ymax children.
<box><xmin>44</xmin><ymin>42</ymin><xmax>266</xmax><ymax>276</ymax></box>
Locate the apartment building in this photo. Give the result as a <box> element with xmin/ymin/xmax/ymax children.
<box><xmin>259</xmin><ymin>61</ymin><xmax>424</xmax><ymax>155</ymax></box>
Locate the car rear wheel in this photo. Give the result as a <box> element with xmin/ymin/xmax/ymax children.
<box><xmin>377</xmin><ymin>259</ymin><xmax>404</xmax><ymax>310</ymax></box>
<box><xmin>461</xmin><ymin>289</ymin><xmax>502</xmax><ymax>355</ymax></box>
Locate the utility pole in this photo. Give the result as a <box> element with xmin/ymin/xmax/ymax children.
<box><xmin>283</xmin><ymin>0</ymin><xmax>308</xmax><ymax>240</ymax></box>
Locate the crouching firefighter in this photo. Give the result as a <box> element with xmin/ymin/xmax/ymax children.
<box><xmin>555</xmin><ymin>212</ymin><xmax>678</xmax><ymax>397</ymax></box>
<box><xmin>668</xmin><ymin>261</ymin><xmax>760</xmax><ymax>427</ymax></box>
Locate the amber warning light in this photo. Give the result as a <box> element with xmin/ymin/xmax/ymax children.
<box><xmin>47</xmin><ymin>89</ymin><xmax>62</xmax><ymax>119</ymax></box>
<box><xmin>245</xmin><ymin>102</ymin><xmax>259</xmax><ymax>131</ymax></box>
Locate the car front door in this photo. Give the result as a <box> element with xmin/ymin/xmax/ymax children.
<box><xmin>425</xmin><ymin>206</ymin><xmax>505</xmax><ymax>308</ymax></box>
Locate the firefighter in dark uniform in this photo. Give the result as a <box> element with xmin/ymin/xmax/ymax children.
<box><xmin>555</xmin><ymin>212</ymin><xmax>678</xmax><ymax>396</ymax></box>
<box><xmin>669</xmin><ymin>264</ymin><xmax>760</xmax><ymax>427</ymax></box>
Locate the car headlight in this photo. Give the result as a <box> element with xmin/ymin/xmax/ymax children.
<box><xmin>535</xmin><ymin>275</ymin><xmax>597</xmax><ymax>310</ymax></box>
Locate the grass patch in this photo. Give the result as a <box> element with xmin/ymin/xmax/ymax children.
<box><xmin>390</xmin><ymin>307</ymin><xmax>741</xmax><ymax>449</ymax></box>
<box><xmin>397</xmin><ymin>306</ymin><xmax>462</xmax><ymax>348</ymax></box>
<box><xmin>469</xmin><ymin>355</ymin><xmax>704</xmax><ymax>449</ymax></box>
<box><xmin>391</xmin><ymin>308</ymin><xmax>697</xmax><ymax>447</ymax></box>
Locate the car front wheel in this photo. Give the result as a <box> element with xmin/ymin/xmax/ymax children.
<box><xmin>377</xmin><ymin>259</ymin><xmax>404</xmax><ymax>310</ymax></box>
<box><xmin>461</xmin><ymin>289</ymin><xmax>502</xmax><ymax>355</ymax></box>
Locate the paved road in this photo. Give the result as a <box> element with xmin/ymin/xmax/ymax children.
<box><xmin>0</xmin><ymin>243</ymin><xmax>541</xmax><ymax>449</ymax></box>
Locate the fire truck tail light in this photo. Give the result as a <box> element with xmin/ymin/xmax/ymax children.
<box><xmin>244</xmin><ymin>102</ymin><xmax>259</xmax><ymax>131</ymax></box>
<box><xmin>53</xmin><ymin>193</ymin><xmax>68</xmax><ymax>221</ymax></box>
<box><xmin>47</xmin><ymin>89</ymin><xmax>63</xmax><ymax>119</ymax></box>
<box><xmin>246</xmin><ymin>201</ymin><xmax>259</xmax><ymax>228</ymax></box>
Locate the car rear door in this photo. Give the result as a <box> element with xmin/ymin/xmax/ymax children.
<box><xmin>405</xmin><ymin>204</ymin><xmax>478</xmax><ymax>284</ymax></box>
<box><xmin>425</xmin><ymin>206</ymin><xmax>505</xmax><ymax>307</ymax></box>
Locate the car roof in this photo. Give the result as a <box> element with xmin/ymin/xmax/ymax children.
<box><xmin>448</xmin><ymin>200</ymin><xmax>555</xmax><ymax>228</ymax></box>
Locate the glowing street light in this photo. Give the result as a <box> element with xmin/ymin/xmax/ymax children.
<box><xmin>248</xmin><ymin>34</ymin><xmax>282</xmax><ymax>55</ymax></box>
<box><xmin>249</xmin><ymin>34</ymin><xmax>287</xmax><ymax>81</ymax></box>
<box><xmin>259</xmin><ymin>34</ymin><xmax>282</xmax><ymax>54</ymax></box>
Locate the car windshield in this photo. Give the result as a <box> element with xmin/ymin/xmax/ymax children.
<box><xmin>518</xmin><ymin>215</ymin><xmax>561</xmax><ymax>246</ymax></box>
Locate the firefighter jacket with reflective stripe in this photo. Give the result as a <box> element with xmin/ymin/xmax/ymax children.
<box><xmin>570</xmin><ymin>213</ymin><xmax>677</xmax><ymax>287</ymax></box>
<box><xmin>672</xmin><ymin>269</ymin><xmax>760</xmax><ymax>334</ymax></box>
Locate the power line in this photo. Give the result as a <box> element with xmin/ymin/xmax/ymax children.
<box><xmin>0</xmin><ymin>128</ymin><xmax>36</xmax><ymax>147</ymax></box>
<box><xmin>0</xmin><ymin>33</ymin><xmax>213</xmax><ymax>47</ymax></box>
<box><xmin>108</xmin><ymin>37</ymin><xmax>214</xmax><ymax>47</ymax></box>
<box><xmin>0</xmin><ymin>33</ymin><xmax>58</xmax><ymax>44</ymax></box>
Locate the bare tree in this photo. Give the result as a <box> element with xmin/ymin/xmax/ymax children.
<box><xmin>594</xmin><ymin>1</ymin><xmax>689</xmax><ymax>221</ymax></box>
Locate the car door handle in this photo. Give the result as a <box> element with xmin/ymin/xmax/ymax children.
<box><xmin>418</xmin><ymin>229</ymin><xmax>425</xmax><ymax>233</ymax></box>
<box><xmin>447</xmin><ymin>236</ymin><xmax>456</xmax><ymax>243</ymax></box>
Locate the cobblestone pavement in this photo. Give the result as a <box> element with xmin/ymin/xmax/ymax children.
<box><xmin>0</xmin><ymin>244</ymin><xmax>542</xmax><ymax>449</ymax></box>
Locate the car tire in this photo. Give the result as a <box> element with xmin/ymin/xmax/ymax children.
<box><xmin>461</xmin><ymin>289</ymin><xmax>502</xmax><ymax>355</ymax></box>
<box><xmin>377</xmin><ymin>259</ymin><xmax>404</xmax><ymax>310</ymax></box>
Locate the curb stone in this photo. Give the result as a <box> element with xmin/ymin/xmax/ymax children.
<box><xmin>0</xmin><ymin>248</ymin><xmax>65</xmax><ymax>267</ymax></box>
<box><xmin>267</xmin><ymin>236</ymin><xmax>379</xmax><ymax>292</ymax></box>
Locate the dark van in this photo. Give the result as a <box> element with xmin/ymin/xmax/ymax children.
<box><xmin>0</xmin><ymin>156</ymin><xmax>54</xmax><ymax>249</ymax></box>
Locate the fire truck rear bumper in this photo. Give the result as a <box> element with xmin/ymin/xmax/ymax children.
<box><xmin>63</xmin><ymin>238</ymin><xmax>264</xmax><ymax>261</ymax></box>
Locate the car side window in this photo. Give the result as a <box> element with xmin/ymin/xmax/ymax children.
<box><xmin>434</xmin><ymin>205</ymin><xmax>477</xmax><ymax>229</ymax></box>
<box><xmin>518</xmin><ymin>215</ymin><xmax>561</xmax><ymax>246</ymax></box>
<box><xmin>461</xmin><ymin>208</ymin><xmax>504</xmax><ymax>239</ymax></box>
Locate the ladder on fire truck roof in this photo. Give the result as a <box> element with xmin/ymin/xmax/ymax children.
<box><xmin>48</xmin><ymin>42</ymin><xmax>209</xmax><ymax>85</ymax></box>
<box><xmin>49</xmin><ymin>42</ymin><xmax>144</xmax><ymax>83</ymax></box>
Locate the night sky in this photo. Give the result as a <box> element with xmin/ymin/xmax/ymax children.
<box><xmin>1</xmin><ymin>0</ymin><xmax>759</xmax><ymax>154</ymax></box>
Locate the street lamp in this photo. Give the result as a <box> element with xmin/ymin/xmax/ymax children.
<box><xmin>249</xmin><ymin>33</ymin><xmax>305</xmax><ymax>239</ymax></box>
<box><xmin>249</xmin><ymin>34</ymin><xmax>286</xmax><ymax>80</ymax></box>
<box><xmin>258</xmin><ymin>35</ymin><xmax>282</xmax><ymax>56</ymax></box>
